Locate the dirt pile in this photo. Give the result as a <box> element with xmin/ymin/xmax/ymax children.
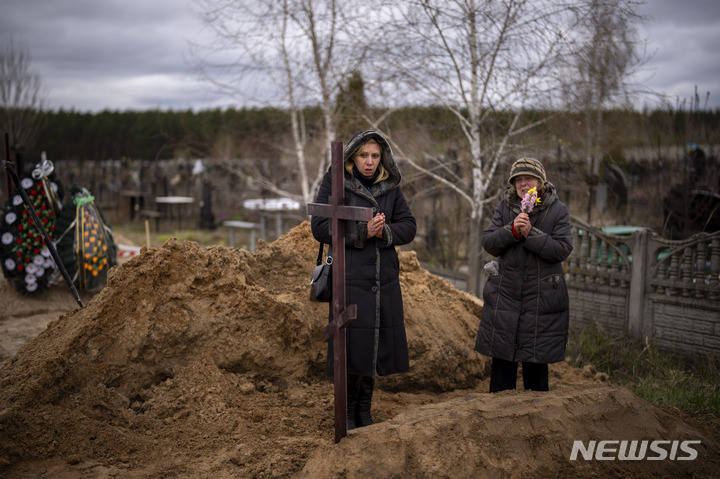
<box><xmin>301</xmin><ymin>383</ymin><xmax>718</xmax><ymax>478</ymax></box>
<box><xmin>0</xmin><ymin>222</ymin><xmax>489</xmax><ymax>477</ymax></box>
<box><xmin>0</xmin><ymin>222</ymin><xmax>717</xmax><ymax>478</ymax></box>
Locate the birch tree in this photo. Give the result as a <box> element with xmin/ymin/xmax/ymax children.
<box><xmin>375</xmin><ymin>0</ymin><xmax>584</xmax><ymax>294</ymax></box>
<box><xmin>193</xmin><ymin>0</ymin><xmax>362</xmax><ymax>205</ymax></box>
<box><xmin>557</xmin><ymin>0</ymin><xmax>648</xmax><ymax>220</ymax></box>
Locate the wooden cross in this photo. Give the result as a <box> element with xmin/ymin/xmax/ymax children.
<box><xmin>307</xmin><ymin>141</ymin><xmax>373</xmax><ymax>443</ymax></box>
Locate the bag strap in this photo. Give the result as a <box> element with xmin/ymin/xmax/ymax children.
<box><xmin>316</xmin><ymin>242</ymin><xmax>324</xmax><ymax>266</ymax></box>
<box><xmin>316</xmin><ymin>242</ymin><xmax>333</xmax><ymax>266</ymax></box>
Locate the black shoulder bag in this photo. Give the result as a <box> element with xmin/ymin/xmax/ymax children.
<box><xmin>310</xmin><ymin>242</ymin><xmax>332</xmax><ymax>303</ymax></box>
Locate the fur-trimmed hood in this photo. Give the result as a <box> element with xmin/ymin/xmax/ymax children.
<box><xmin>341</xmin><ymin>130</ymin><xmax>402</xmax><ymax>200</ymax></box>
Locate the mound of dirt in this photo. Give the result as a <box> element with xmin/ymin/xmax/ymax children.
<box><xmin>300</xmin><ymin>383</ymin><xmax>718</xmax><ymax>478</ymax></box>
<box><xmin>0</xmin><ymin>222</ymin><xmax>717</xmax><ymax>478</ymax></box>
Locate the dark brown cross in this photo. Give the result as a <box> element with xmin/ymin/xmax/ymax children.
<box><xmin>307</xmin><ymin>141</ymin><xmax>373</xmax><ymax>443</ymax></box>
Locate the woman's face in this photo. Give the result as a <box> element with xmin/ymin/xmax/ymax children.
<box><xmin>514</xmin><ymin>175</ymin><xmax>539</xmax><ymax>198</ymax></box>
<box><xmin>352</xmin><ymin>141</ymin><xmax>382</xmax><ymax>178</ymax></box>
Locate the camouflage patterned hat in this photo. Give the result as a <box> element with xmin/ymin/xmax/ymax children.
<box><xmin>508</xmin><ymin>157</ymin><xmax>546</xmax><ymax>184</ymax></box>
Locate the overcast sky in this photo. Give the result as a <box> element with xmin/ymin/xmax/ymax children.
<box><xmin>2</xmin><ymin>0</ymin><xmax>719</xmax><ymax>113</ymax></box>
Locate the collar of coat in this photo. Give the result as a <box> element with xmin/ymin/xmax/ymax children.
<box><xmin>504</xmin><ymin>181</ymin><xmax>558</xmax><ymax>215</ymax></box>
<box><xmin>339</xmin><ymin>130</ymin><xmax>402</xmax><ymax>201</ymax></box>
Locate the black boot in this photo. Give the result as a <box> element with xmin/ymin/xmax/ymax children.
<box><xmin>356</xmin><ymin>376</ymin><xmax>374</xmax><ymax>427</ymax></box>
<box><xmin>346</xmin><ymin>374</ymin><xmax>363</xmax><ymax>430</ymax></box>
<box><xmin>489</xmin><ymin>357</ymin><xmax>518</xmax><ymax>393</ymax></box>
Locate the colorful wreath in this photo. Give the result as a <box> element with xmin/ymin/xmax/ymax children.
<box><xmin>0</xmin><ymin>156</ymin><xmax>64</xmax><ymax>294</ymax></box>
<box><xmin>55</xmin><ymin>186</ymin><xmax>117</xmax><ymax>292</ymax></box>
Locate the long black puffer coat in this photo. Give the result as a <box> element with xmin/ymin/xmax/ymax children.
<box><xmin>311</xmin><ymin>131</ymin><xmax>417</xmax><ymax>378</ymax></box>
<box><xmin>474</xmin><ymin>183</ymin><xmax>573</xmax><ymax>364</ymax></box>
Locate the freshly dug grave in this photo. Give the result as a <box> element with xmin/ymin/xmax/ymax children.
<box><xmin>301</xmin><ymin>382</ymin><xmax>719</xmax><ymax>479</ymax></box>
<box><xmin>0</xmin><ymin>222</ymin><xmax>717</xmax><ymax>478</ymax></box>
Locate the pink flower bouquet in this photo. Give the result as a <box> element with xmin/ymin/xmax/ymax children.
<box><xmin>521</xmin><ymin>187</ymin><xmax>541</xmax><ymax>213</ymax></box>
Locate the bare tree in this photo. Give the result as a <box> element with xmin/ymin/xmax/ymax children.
<box><xmin>558</xmin><ymin>0</ymin><xmax>649</xmax><ymax>219</ymax></box>
<box><xmin>0</xmin><ymin>38</ymin><xmax>45</xmax><ymax>150</ymax></box>
<box><xmin>372</xmin><ymin>0</ymin><xmax>585</xmax><ymax>294</ymax></box>
<box><xmin>192</xmin><ymin>0</ymin><xmax>363</xmax><ymax>205</ymax></box>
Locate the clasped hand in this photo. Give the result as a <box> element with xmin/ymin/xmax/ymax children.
<box><xmin>367</xmin><ymin>213</ymin><xmax>385</xmax><ymax>239</ymax></box>
<box><xmin>514</xmin><ymin>212</ymin><xmax>531</xmax><ymax>237</ymax></box>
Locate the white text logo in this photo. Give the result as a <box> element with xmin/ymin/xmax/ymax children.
<box><xmin>570</xmin><ymin>440</ymin><xmax>701</xmax><ymax>461</ymax></box>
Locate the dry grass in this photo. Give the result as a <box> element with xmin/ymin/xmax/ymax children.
<box><xmin>567</xmin><ymin>327</ymin><xmax>720</xmax><ymax>418</ymax></box>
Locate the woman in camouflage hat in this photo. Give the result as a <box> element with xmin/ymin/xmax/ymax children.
<box><xmin>474</xmin><ymin>157</ymin><xmax>573</xmax><ymax>392</ymax></box>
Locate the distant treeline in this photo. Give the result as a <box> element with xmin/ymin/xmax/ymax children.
<box><xmin>22</xmin><ymin>106</ymin><xmax>720</xmax><ymax>164</ymax></box>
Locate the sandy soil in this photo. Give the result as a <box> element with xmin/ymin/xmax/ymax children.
<box><xmin>0</xmin><ymin>222</ymin><xmax>718</xmax><ymax>478</ymax></box>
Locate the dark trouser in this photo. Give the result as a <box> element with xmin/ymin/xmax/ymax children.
<box><xmin>489</xmin><ymin>357</ymin><xmax>549</xmax><ymax>393</ymax></box>
<box><xmin>347</xmin><ymin>374</ymin><xmax>374</xmax><ymax>430</ymax></box>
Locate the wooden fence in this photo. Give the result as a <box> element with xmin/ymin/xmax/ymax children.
<box><xmin>565</xmin><ymin>217</ymin><xmax>720</xmax><ymax>357</ymax></box>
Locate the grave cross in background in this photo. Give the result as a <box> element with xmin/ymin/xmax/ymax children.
<box><xmin>307</xmin><ymin>141</ymin><xmax>373</xmax><ymax>443</ymax></box>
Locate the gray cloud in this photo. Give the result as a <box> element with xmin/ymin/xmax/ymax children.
<box><xmin>1</xmin><ymin>0</ymin><xmax>228</xmax><ymax>111</ymax></box>
<box><xmin>1</xmin><ymin>0</ymin><xmax>719</xmax><ymax>112</ymax></box>
<box><xmin>635</xmin><ymin>0</ymin><xmax>720</xmax><ymax>109</ymax></box>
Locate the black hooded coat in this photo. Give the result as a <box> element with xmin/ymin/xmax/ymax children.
<box><xmin>474</xmin><ymin>183</ymin><xmax>573</xmax><ymax>364</ymax></box>
<box><xmin>311</xmin><ymin>131</ymin><xmax>416</xmax><ymax>377</ymax></box>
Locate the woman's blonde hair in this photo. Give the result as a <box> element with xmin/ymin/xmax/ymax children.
<box><xmin>345</xmin><ymin>138</ymin><xmax>389</xmax><ymax>184</ymax></box>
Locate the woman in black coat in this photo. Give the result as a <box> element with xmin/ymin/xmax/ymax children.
<box><xmin>311</xmin><ymin>130</ymin><xmax>416</xmax><ymax>429</ymax></box>
<box><xmin>475</xmin><ymin>157</ymin><xmax>573</xmax><ymax>392</ymax></box>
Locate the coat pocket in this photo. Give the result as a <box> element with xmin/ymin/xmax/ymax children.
<box><xmin>538</xmin><ymin>274</ymin><xmax>568</xmax><ymax>314</ymax></box>
<box><xmin>482</xmin><ymin>275</ymin><xmax>501</xmax><ymax>309</ymax></box>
